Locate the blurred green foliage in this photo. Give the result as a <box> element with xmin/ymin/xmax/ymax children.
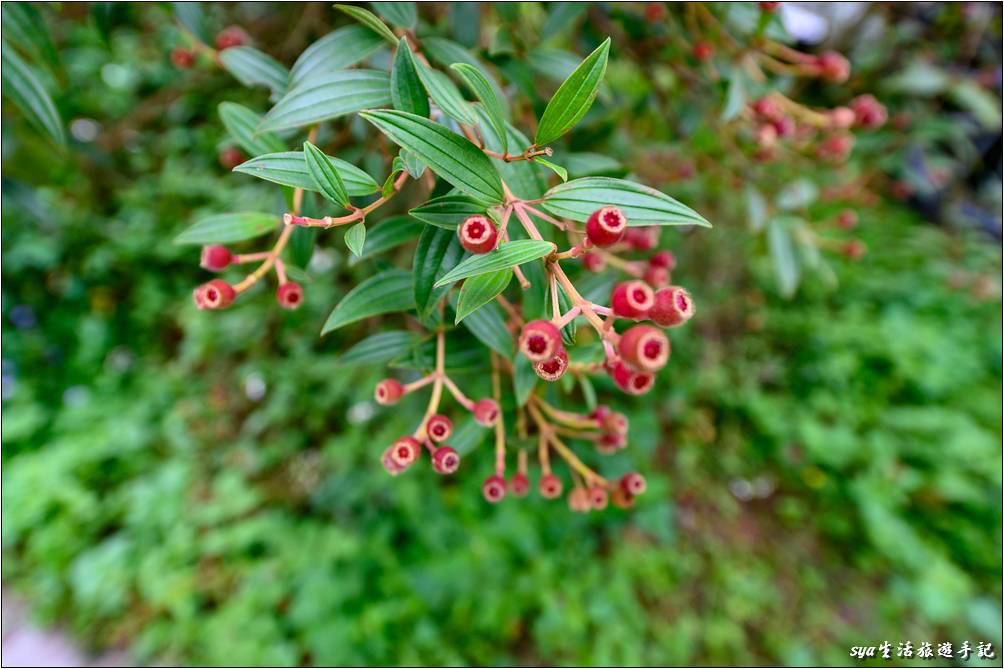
<box><xmin>2</xmin><ymin>3</ymin><xmax>1001</xmax><ymax>666</ymax></box>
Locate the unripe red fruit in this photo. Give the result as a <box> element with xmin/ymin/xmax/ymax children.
<box><xmin>751</xmin><ymin>96</ymin><xmax>783</xmax><ymax>122</ymax></box>
<box><xmin>772</xmin><ymin>116</ymin><xmax>795</xmax><ymax>139</ymax></box>
<box><xmin>816</xmin><ymin>51</ymin><xmax>850</xmax><ymax>83</ymax></box>
<box><xmin>611</xmin><ymin>487</ymin><xmax>635</xmax><ymax>509</ymax></box>
<box><xmin>200</xmin><ymin>245</ymin><xmax>232</xmax><ymax>271</ymax></box>
<box><xmin>816</xmin><ymin>134</ymin><xmax>854</xmax><ymax>163</ymax></box>
<box><xmin>390</xmin><ymin>436</ymin><xmax>421</xmax><ymax>468</ymax></box>
<box><xmin>534</xmin><ymin>349</ymin><xmax>569</xmax><ymax>382</ymax></box>
<box><xmin>649</xmin><ymin>250</ymin><xmax>677</xmax><ymax>270</ymax></box>
<box><xmin>215</xmin><ymin>26</ymin><xmax>248</xmax><ymax>50</ymax></box>
<box><xmin>568</xmin><ymin>487</ymin><xmax>590</xmax><ymax>512</ymax></box>
<box><xmin>619</xmin><ymin>324</ymin><xmax>671</xmax><ymax>373</ymax></box>
<box><xmin>829</xmin><ymin>106</ymin><xmax>856</xmax><ymax>130</ymax></box>
<box><xmin>643</xmin><ymin>265</ymin><xmax>671</xmax><ymax>289</ymax></box>
<box><xmin>472</xmin><ymin>398</ymin><xmax>500</xmax><ymax>426</ymax></box>
<box><xmin>585</xmin><ymin>206</ymin><xmax>628</xmax><ymax>247</ymax></box>
<box><xmin>171</xmin><ymin>47</ymin><xmax>195</xmax><ymax>69</ymax></box>
<box><xmin>760</xmin><ymin>1</ymin><xmax>780</xmax><ymax>11</ymax></box>
<box><xmin>621</xmin><ymin>472</ymin><xmax>648</xmax><ymax>496</ymax></box>
<box><xmin>624</xmin><ymin>226</ymin><xmax>660</xmax><ymax>251</ymax></box>
<box><xmin>375</xmin><ymin>378</ymin><xmax>404</xmax><ymax>405</ymax></box>
<box><xmin>432</xmin><ymin>446</ymin><xmax>460</xmax><ymax>474</ymax></box>
<box><xmin>609</xmin><ymin>360</ymin><xmax>655</xmax><ymax>395</ymax></box>
<box><xmin>519</xmin><ymin>320</ymin><xmax>563</xmax><ymax>362</ymax></box>
<box><xmin>219</xmin><ymin>147</ymin><xmax>246</xmax><ymax>170</ymax></box>
<box><xmin>693</xmin><ymin>41</ymin><xmax>713</xmax><ymax>61</ymax></box>
<box><xmin>581</xmin><ymin>252</ymin><xmax>606</xmax><ymax>272</ymax></box>
<box><xmin>597</xmin><ymin>431</ymin><xmax>627</xmax><ymax>454</ymax></box>
<box><xmin>644</xmin><ymin>2</ymin><xmax>666</xmax><ymax>21</ymax></box>
<box><xmin>842</xmin><ymin>240</ymin><xmax>867</xmax><ymax>261</ymax></box>
<box><xmin>276</xmin><ymin>282</ymin><xmax>304</xmax><ymax>310</ymax></box>
<box><xmin>539</xmin><ymin>473</ymin><xmax>563</xmax><ymax>499</ymax></box>
<box><xmin>382</xmin><ymin>447</ymin><xmax>405</xmax><ymax>476</ymax></box>
<box><xmin>482</xmin><ymin>475</ymin><xmax>507</xmax><ymax>503</ymax></box>
<box><xmin>836</xmin><ymin>210</ymin><xmax>858</xmax><ymax>230</ymax></box>
<box><xmin>611</xmin><ymin>280</ymin><xmax>655</xmax><ymax>320</ymax></box>
<box><xmin>426</xmin><ymin>414</ymin><xmax>453</xmax><ymax>442</ymax></box>
<box><xmin>509</xmin><ymin>472</ymin><xmax>530</xmax><ymax>497</ymax></box>
<box><xmin>850</xmin><ymin>94</ymin><xmax>888</xmax><ymax>129</ymax></box>
<box><xmin>458</xmin><ymin>215</ymin><xmax>498</xmax><ymax>254</ymax></box>
<box><xmin>588</xmin><ymin>485</ymin><xmax>609</xmax><ymax>510</ymax></box>
<box><xmin>756</xmin><ymin>123</ymin><xmax>778</xmax><ymax>149</ymax></box>
<box><xmin>604</xmin><ymin>411</ymin><xmax>629</xmax><ymax>434</ymax></box>
<box><xmin>650</xmin><ymin>286</ymin><xmax>695</xmax><ymax>328</ymax></box>
<box><xmin>590</xmin><ymin>405</ymin><xmax>612</xmax><ymax>423</ymax></box>
<box><xmin>193</xmin><ymin>279</ymin><xmax>236</xmax><ymax>310</ymax></box>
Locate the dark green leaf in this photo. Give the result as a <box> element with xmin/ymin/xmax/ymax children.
<box><xmin>1</xmin><ymin>44</ymin><xmax>64</xmax><ymax>147</ymax></box>
<box><xmin>233</xmin><ymin>151</ymin><xmax>378</xmax><ymax>195</ymax></box>
<box><xmin>288</xmin><ymin>225</ymin><xmax>315</xmax><ymax>269</ymax></box>
<box><xmin>400</xmin><ymin>150</ymin><xmax>426</xmax><ymax>178</ymax></box>
<box><xmin>334</xmin><ymin>4</ymin><xmax>399</xmax><ymax>45</ymax></box>
<box><xmin>303</xmin><ymin>141</ymin><xmax>350</xmax><ymax>207</ymax></box>
<box><xmin>174</xmin><ymin>212</ymin><xmax>277</xmax><ymax>245</ymax></box>
<box><xmin>519</xmin><ymin>259</ymin><xmax>548</xmax><ymax>320</ymax></box>
<box><xmin>2</xmin><ymin>4</ymin><xmax>58</xmax><ymax>70</ymax></box>
<box><xmin>450</xmin><ymin>415</ymin><xmax>489</xmax><ymax>455</ymax></box>
<box><xmin>322</xmin><ymin>269</ymin><xmax>415</xmax><ymax>334</ymax></box>
<box><xmin>414</xmin><ymin>59</ymin><xmax>476</xmax><ymax>125</ymax></box>
<box><xmin>534</xmin><ymin>38</ymin><xmax>610</xmax><ymax>146</ymax></box>
<box><xmin>434</xmin><ymin>240</ymin><xmax>555</xmax><ymax>288</ymax></box>
<box><xmin>351</xmin><ymin>215</ymin><xmax>423</xmax><ymax>262</ymax></box>
<box><xmin>453</xmin><ymin>295</ymin><xmax>514</xmax><ymax>359</ymax></box>
<box><xmin>290</xmin><ymin>25</ymin><xmax>385</xmax><ymax>86</ymax></box>
<box><xmin>344</xmin><ymin>222</ymin><xmax>366</xmax><ymax>257</ymax></box>
<box><xmin>451</xmin><ymin>62</ymin><xmax>507</xmax><ymax>153</ymax></box>
<box><xmin>219</xmin><ymin>103</ymin><xmax>285</xmax><ymax>156</ymax></box>
<box><xmin>336</xmin><ymin>330</ymin><xmax>420</xmax><ymax>366</ymax></box>
<box><xmin>219</xmin><ymin>46</ymin><xmax>289</xmax><ymax>97</ymax></box>
<box><xmin>360</xmin><ymin>110</ymin><xmax>503</xmax><ymax>204</ymax></box>
<box><xmin>540</xmin><ymin>177</ymin><xmax>710</xmax><ymax>227</ymax></box>
<box><xmin>391</xmin><ymin>39</ymin><xmax>429</xmax><ymax>117</ymax></box>
<box><xmin>513</xmin><ymin>355</ymin><xmax>538</xmax><ymax>405</ymax></box>
<box><xmin>372</xmin><ymin>2</ymin><xmax>416</xmax><ymax>29</ymax></box>
<box><xmin>409</xmin><ymin>193</ymin><xmax>485</xmax><ymax>229</ymax></box>
<box><xmin>259</xmin><ymin>70</ymin><xmax>392</xmax><ymax>132</ymax></box>
<box><xmin>414</xmin><ymin>226</ymin><xmax>466</xmax><ymax>317</ymax></box>
<box><xmin>422</xmin><ymin>36</ymin><xmax>506</xmax><ymax>111</ymax></box>
<box><xmin>455</xmin><ymin>269</ymin><xmax>512</xmax><ymax>323</ymax></box>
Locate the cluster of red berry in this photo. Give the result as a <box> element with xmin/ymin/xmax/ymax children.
<box><xmin>171</xmin><ymin>25</ymin><xmax>247</xmax><ymax>69</ymax></box>
<box><xmin>193</xmin><ymin>245</ymin><xmax>303</xmax><ymax>311</ymax></box>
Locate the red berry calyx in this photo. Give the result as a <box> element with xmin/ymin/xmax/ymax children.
<box><xmin>200</xmin><ymin>245</ymin><xmax>232</xmax><ymax>271</ymax></box>
<box><xmin>534</xmin><ymin>349</ymin><xmax>569</xmax><ymax>382</ymax></box>
<box><xmin>586</xmin><ymin>206</ymin><xmax>628</xmax><ymax>247</ymax></box>
<box><xmin>619</xmin><ymin>324</ymin><xmax>671</xmax><ymax>372</ymax></box>
<box><xmin>458</xmin><ymin>215</ymin><xmax>499</xmax><ymax>254</ymax></box>
<box><xmin>650</xmin><ymin>286</ymin><xmax>695</xmax><ymax>328</ymax></box>
<box><xmin>519</xmin><ymin>320</ymin><xmax>563</xmax><ymax>363</ymax></box>
<box><xmin>611</xmin><ymin>280</ymin><xmax>656</xmax><ymax>320</ymax></box>
<box><xmin>539</xmin><ymin>473</ymin><xmax>563</xmax><ymax>499</ymax></box>
<box><xmin>432</xmin><ymin>446</ymin><xmax>460</xmax><ymax>474</ymax></box>
<box><xmin>427</xmin><ymin>414</ymin><xmax>453</xmax><ymax>442</ymax></box>
<box><xmin>375</xmin><ymin>379</ymin><xmax>404</xmax><ymax>406</ymax></box>
<box><xmin>472</xmin><ymin>398</ymin><xmax>500</xmax><ymax>426</ymax></box>
<box><xmin>193</xmin><ymin>279</ymin><xmax>236</xmax><ymax>310</ymax></box>
<box><xmin>276</xmin><ymin>282</ymin><xmax>304</xmax><ymax>310</ymax></box>
<box><xmin>509</xmin><ymin>473</ymin><xmax>530</xmax><ymax>497</ymax></box>
<box><xmin>390</xmin><ymin>436</ymin><xmax>421</xmax><ymax>468</ymax></box>
<box><xmin>482</xmin><ymin>475</ymin><xmax>507</xmax><ymax>503</ymax></box>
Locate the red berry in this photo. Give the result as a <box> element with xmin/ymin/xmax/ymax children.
<box><xmin>585</xmin><ymin>206</ymin><xmax>628</xmax><ymax>247</ymax></box>
<box><xmin>426</xmin><ymin>414</ymin><xmax>453</xmax><ymax>442</ymax></box>
<box><xmin>604</xmin><ymin>411</ymin><xmax>629</xmax><ymax>434</ymax></box>
<box><xmin>482</xmin><ymin>475</ymin><xmax>507</xmax><ymax>503</ymax></box>
<box><xmin>760</xmin><ymin>1</ymin><xmax>780</xmax><ymax>11</ymax></box>
<box><xmin>649</xmin><ymin>250</ymin><xmax>676</xmax><ymax>270</ymax></box>
<box><xmin>519</xmin><ymin>320</ymin><xmax>563</xmax><ymax>362</ymax></box>
<box><xmin>841</xmin><ymin>240</ymin><xmax>867</xmax><ymax>261</ymax></box>
<box><xmin>588</xmin><ymin>485</ymin><xmax>609</xmax><ymax>510</ymax></box>
<box><xmin>650</xmin><ymin>287</ymin><xmax>695</xmax><ymax>328</ymax></box>
<box><xmin>836</xmin><ymin>210</ymin><xmax>858</xmax><ymax>230</ymax></box>
<box><xmin>829</xmin><ymin>106</ymin><xmax>856</xmax><ymax>129</ymax></box>
<box><xmin>432</xmin><ymin>446</ymin><xmax>460</xmax><ymax>474</ymax></box>
<box><xmin>816</xmin><ymin>133</ymin><xmax>854</xmax><ymax>162</ymax></box>
<box><xmin>624</xmin><ymin>226</ymin><xmax>660</xmax><ymax>251</ymax></box>
<box><xmin>215</xmin><ymin>26</ymin><xmax>248</xmax><ymax>50</ymax></box>
<box><xmin>568</xmin><ymin>487</ymin><xmax>590</xmax><ymax>512</ymax></box>
<box><xmin>276</xmin><ymin>282</ymin><xmax>304</xmax><ymax>310</ymax></box>
<box><xmin>590</xmin><ymin>405</ymin><xmax>612</xmax><ymax>423</ymax></box>
<box><xmin>850</xmin><ymin>94</ymin><xmax>887</xmax><ymax>129</ymax></box>
<box><xmin>539</xmin><ymin>473</ymin><xmax>563</xmax><ymax>499</ymax></box>
<box><xmin>693</xmin><ymin>41</ymin><xmax>713</xmax><ymax>61</ymax></box>
<box><xmin>390</xmin><ymin>436</ymin><xmax>421</xmax><ymax>468</ymax></box>
<box><xmin>193</xmin><ymin>279</ymin><xmax>236</xmax><ymax>310</ymax></box>
<box><xmin>219</xmin><ymin>147</ymin><xmax>246</xmax><ymax>170</ymax></box>
<box><xmin>473</xmin><ymin>398</ymin><xmax>500</xmax><ymax>426</ymax></box>
<box><xmin>816</xmin><ymin>51</ymin><xmax>850</xmax><ymax>83</ymax></box>
<box><xmin>619</xmin><ymin>324</ymin><xmax>670</xmax><ymax>373</ymax></box>
<box><xmin>597</xmin><ymin>431</ymin><xmax>627</xmax><ymax>454</ymax></box>
<box><xmin>382</xmin><ymin>447</ymin><xmax>405</xmax><ymax>476</ymax></box>
<box><xmin>621</xmin><ymin>472</ymin><xmax>647</xmax><ymax>496</ymax></box>
<box><xmin>644</xmin><ymin>3</ymin><xmax>666</xmax><ymax>21</ymax></box>
<box><xmin>509</xmin><ymin>472</ymin><xmax>530</xmax><ymax>497</ymax></box>
<box><xmin>643</xmin><ymin>265</ymin><xmax>670</xmax><ymax>289</ymax></box>
<box><xmin>751</xmin><ymin>97</ymin><xmax>783</xmax><ymax>122</ymax></box>
<box><xmin>581</xmin><ymin>252</ymin><xmax>606</xmax><ymax>272</ymax></box>
<box><xmin>611</xmin><ymin>281</ymin><xmax>655</xmax><ymax>320</ymax></box>
<box><xmin>458</xmin><ymin>215</ymin><xmax>498</xmax><ymax>254</ymax></box>
<box><xmin>609</xmin><ymin>360</ymin><xmax>655</xmax><ymax>396</ymax></box>
<box><xmin>375</xmin><ymin>379</ymin><xmax>404</xmax><ymax>405</ymax></box>
<box><xmin>200</xmin><ymin>245</ymin><xmax>232</xmax><ymax>271</ymax></box>
<box><xmin>772</xmin><ymin>116</ymin><xmax>795</xmax><ymax>139</ymax></box>
<box><xmin>171</xmin><ymin>47</ymin><xmax>195</xmax><ymax>69</ymax></box>
<box><xmin>534</xmin><ymin>349</ymin><xmax>569</xmax><ymax>382</ymax></box>
<box><xmin>611</xmin><ymin>487</ymin><xmax>635</xmax><ymax>509</ymax></box>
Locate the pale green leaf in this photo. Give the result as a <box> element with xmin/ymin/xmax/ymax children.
<box><xmin>391</xmin><ymin>39</ymin><xmax>429</xmax><ymax>117</ymax></box>
<box><xmin>1</xmin><ymin>43</ymin><xmax>64</xmax><ymax>147</ymax></box>
<box><xmin>540</xmin><ymin>177</ymin><xmax>710</xmax><ymax>227</ymax></box>
<box><xmin>455</xmin><ymin>269</ymin><xmax>512</xmax><ymax>323</ymax></box>
<box><xmin>322</xmin><ymin>269</ymin><xmax>415</xmax><ymax>334</ymax></box>
<box><xmin>174</xmin><ymin>212</ymin><xmax>277</xmax><ymax>245</ymax></box>
<box><xmin>219</xmin><ymin>102</ymin><xmax>285</xmax><ymax>156</ymax></box>
<box><xmin>233</xmin><ymin>151</ymin><xmax>378</xmax><ymax>195</ymax></box>
<box><xmin>334</xmin><ymin>4</ymin><xmax>399</xmax><ymax>45</ymax></box>
<box><xmin>344</xmin><ymin>221</ymin><xmax>366</xmax><ymax>257</ymax></box>
<box><xmin>434</xmin><ymin>240</ymin><xmax>555</xmax><ymax>288</ymax></box>
<box><xmin>535</xmin><ymin>37</ymin><xmax>610</xmax><ymax>146</ymax></box>
<box><xmin>303</xmin><ymin>141</ymin><xmax>350</xmax><ymax>207</ymax></box>
<box><xmin>451</xmin><ymin>62</ymin><xmax>507</xmax><ymax>153</ymax></box>
<box><xmin>219</xmin><ymin>46</ymin><xmax>289</xmax><ymax>97</ymax></box>
<box><xmin>409</xmin><ymin>193</ymin><xmax>485</xmax><ymax>229</ymax></box>
<box><xmin>290</xmin><ymin>25</ymin><xmax>385</xmax><ymax>86</ymax></box>
<box><xmin>372</xmin><ymin>2</ymin><xmax>416</xmax><ymax>29</ymax></box>
<box><xmin>259</xmin><ymin>70</ymin><xmax>391</xmax><ymax>132</ymax></box>
<box><xmin>337</xmin><ymin>330</ymin><xmax>420</xmax><ymax>366</ymax></box>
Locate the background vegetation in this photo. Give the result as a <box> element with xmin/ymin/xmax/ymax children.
<box><xmin>2</xmin><ymin>3</ymin><xmax>1001</xmax><ymax>666</ymax></box>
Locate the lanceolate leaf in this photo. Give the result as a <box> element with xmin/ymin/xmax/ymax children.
<box><xmin>233</xmin><ymin>151</ymin><xmax>378</xmax><ymax>196</ymax></box>
<box><xmin>535</xmin><ymin>157</ymin><xmax>567</xmax><ymax>182</ymax></box>
<box><xmin>391</xmin><ymin>39</ymin><xmax>429</xmax><ymax>117</ymax></box>
<box><xmin>534</xmin><ymin>37</ymin><xmax>610</xmax><ymax>146</ymax></box>
<box><xmin>336</xmin><ymin>330</ymin><xmax>420</xmax><ymax>366</ymax></box>
<box><xmin>174</xmin><ymin>212</ymin><xmax>277</xmax><ymax>245</ymax></box>
<box><xmin>455</xmin><ymin>269</ymin><xmax>512</xmax><ymax>323</ymax></box>
<box><xmin>219</xmin><ymin>103</ymin><xmax>285</xmax><ymax>156</ymax></box>
<box><xmin>303</xmin><ymin>141</ymin><xmax>350</xmax><ymax>207</ymax></box>
<box><xmin>400</xmin><ymin>150</ymin><xmax>426</xmax><ymax>178</ymax></box>
<box><xmin>414</xmin><ymin>226</ymin><xmax>467</xmax><ymax>317</ymax></box>
<box><xmin>472</xmin><ymin>106</ymin><xmax>546</xmax><ymax>200</ymax></box>
<box><xmin>434</xmin><ymin>240</ymin><xmax>555</xmax><ymax>288</ymax></box>
<box><xmin>2</xmin><ymin>4</ymin><xmax>59</xmax><ymax>70</ymax></box>
<box><xmin>1</xmin><ymin>44</ymin><xmax>64</xmax><ymax>147</ymax></box>
<box><xmin>259</xmin><ymin>70</ymin><xmax>392</xmax><ymax>132</ymax></box>
<box><xmin>513</xmin><ymin>354</ymin><xmax>538</xmax><ymax>405</ymax></box>
<box><xmin>290</xmin><ymin>25</ymin><xmax>385</xmax><ymax>86</ymax></box>
<box><xmin>451</xmin><ymin>62</ymin><xmax>507</xmax><ymax>153</ymax></box>
<box><xmin>171</xmin><ymin>2</ymin><xmax>210</xmax><ymax>43</ymax></box>
<box><xmin>409</xmin><ymin>193</ymin><xmax>485</xmax><ymax>229</ymax></box>
<box><xmin>334</xmin><ymin>4</ymin><xmax>399</xmax><ymax>45</ymax></box>
<box><xmin>351</xmin><ymin>215</ymin><xmax>423</xmax><ymax>262</ymax></box>
<box><xmin>344</xmin><ymin>221</ymin><xmax>366</xmax><ymax>257</ymax></box>
<box><xmin>540</xmin><ymin>177</ymin><xmax>711</xmax><ymax>227</ymax></box>
<box><xmin>414</xmin><ymin>59</ymin><xmax>476</xmax><ymax>126</ymax></box>
<box><xmin>422</xmin><ymin>36</ymin><xmax>506</xmax><ymax>111</ymax></box>
<box><xmin>768</xmin><ymin>217</ymin><xmax>800</xmax><ymax>298</ymax></box>
<box><xmin>219</xmin><ymin>46</ymin><xmax>289</xmax><ymax>97</ymax></box>
<box><xmin>360</xmin><ymin>110</ymin><xmax>504</xmax><ymax>204</ymax></box>
<box><xmin>372</xmin><ymin>2</ymin><xmax>416</xmax><ymax>29</ymax></box>
<box><xmin>322</xmin><ymin>269</ymin><xmax>415</xmax><ymax>334</ymax></box>
<box><xmin>452</xmin><ymin>295</ymin><xmax>514</xmax><ymax>359</ymax></box>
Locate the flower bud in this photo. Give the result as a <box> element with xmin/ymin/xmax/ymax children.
<box><xmin>382</xmin><ymin>447</ymin><xmax>406</xmax><ymax>476</ymax></box>
<box><xmin>568</xmin><ymin>487</ymin><xmax>590</xmax><ymax>512</ymax></box>
<box><xmin>458</xmin><ymin>215</ymin><xmax>499</xmax><ymax>254</ymax></box>
<box><xmin>432</xmin><ymin>446</ymin><xmax>460</xmax><ymax>474</ymax></box>
<box><xmin>611</xmin><ymin>487</ymin><xmax>635</xmax><ymax>509</ymax></box>
<box><xmin>218</xmin><ymin>147</ymin><xmax>246</xmax><ymax>170</ymax></box>
<box><xmin>650</xmin><ymin>286</ymin><xmax>695</xmax><ymax>328</ymax></box>
<box><xmin>836</xmin><ymin>210</ymin><xmax>858</xmax><ymax>230</ymax></box>
<box><xmin>390</xmin><ymin>436</ymin><xmax>421</xmax><ymax>468</ymax></box>
<box><xmin>850</xmin><ymin>94</ymin><xmax>887</xmax><ymax>129</ymax></box>
<box><xmin>611</xmin><ymin>280</ymin><xmax>655</xmax><ymax>320</ymax></box>
<box><xmin>519</xmin><ymin>320</ymin><xmax>563</xmax><ymax>362</ymax></box>
<box><xmin>193</xmin><ymin>279</ymin><xmax>236</xmax><ymax>310</ymax></box>
<box><xmin>200</xmin><ymin>245</ymin><xmax>233</xmax><ymax>272</ymax></box>
<box><xmin>374</xmin><ymin>378</ymin><xmax>404</xmax><ymax>405</ymax></box>
<box><xmin>426</xmin><ymin>414</ymin><xmax>453</xmax><ymax>442</ymax></box>
<box><xmin>619</xmin><ymin>324</ymin><xmax>671</xmax><ymax>373</ymax></box>
<box><xmin>473</xmin><ymin>398</ymin><xmax>500</xmax><ymax>426</ymax></box>
<box><xmin>751</xmin><ymin>97</ymin><xmax>783</xmax><ymax>122</ymax></box>
<box><xmin>624</xmin><ymin>226</ymin><xmax>660</xmax><ymax>251</ymax></box>
<box><xmin>482</xmin><ymin>475</ymin><xmax>507</xmax><ymax>503</ymax></box>
<box><xmin>585</xmin><ymin>206</ymin><xmax>628</xmax><ymax>247</ymax></box>
<box><xmin>829</xmin><ymin>106</ymin><xmax>856</xmax><ymax>129</ymax></box>
<box><xmin>597</xmin><ymin>431</ymin><xmax>627</xmax><ymax>454</ymax></box>
<box><xmin>276</xmin><ymin>282</ymin><xmax>304</xmax><ymax>310</ymax></box>
<box><xmin>841</xmin><ymin>240</ymin><xmax>867</xmax><ymax>261</ymax></box>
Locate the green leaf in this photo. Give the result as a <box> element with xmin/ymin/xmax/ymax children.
<box><xmin>422</xmin><ymin>36</ymin><xmax>506</xmax><ymax>111</ymax></box>
<box><xmin>513</xmin><ymin>355</ymin><xmax>538</xmax><ymax>405</ymax></box>
<box><xmin>351</xmin><ymin>215</ymin><xmax>423</xmax><ymax>262</ymax></box>
<box><xmin>283</xmin><ymin>263</ymin><xmax>313</xmax><ymax>284</ymax></box>
<box><xmin>775</xmin><ymin>178</ymin><xmax>818</xmax><ymax>211</ymax></box>
<box><xmin>414</xmin><ymin>226</ymin><xmax>466</xmax><ymax>317</ymax></box>
<box><xmin>344</xmin><ymin>222</ymin><xmax>366</xmax><ymax>257</ymax></box>
<box><xmin>744</xmin><ymin>185</ymin><xmax>768</xmax><ymax>232</ymax></box>
<box><xmin>541</xmin><ymin>3</ymin><xmax>587</xmax><ymax>40</ymax></box>
<box><xmin>2</xmin><ymin>5</ymin><xmax>58</xmax><ymax>70</ymax></box>
<box><xmin>372</xmin><ymin>2</ymin><xmax>416</xmax><ymax>29</ymax></box>
<box><xmin>473</xmin><ymin>108</ymin><xmax>546</xmax><ymax>200</ymax></box>
<box><xmin>519</xmin><ymin>259</ymin><xmax>548</xmax><ymax>320</ymax></box>
<box><xmin>288</xmin><ymin>225</ymin><xmax>315</xmax><ymax>269</ymax></box>
<box><xmin>171</xmin><ymin>2</ymin><xmax>211</xmax><ymax>44</ymax></box>
<box><xmin>322</xmin><ymin>269</ymin><xmax>415</xmax><ymax>334</ymax></box>
<box><xmin>534</xmin><ymin>37</ymin><xmax>610</xmax><ymax>146</ymax></box>
<box><xmin>391</xmin><ymin>39</ymin><xmax>429</xmax><ymax>117</ymax></box>
<box><xmin>409</xmin><ymin>193</ymin><xmax>485</xmax><ymax>229</ymax></box>
<box><xmin>233</xmin><ymin>151</ymin><xmax>378</xmax><ymax>195</ymax></box>
<box><xmin>259</xmin><ymin>70</ymin><xmax>392</xmax><ymax>133</ymax></box>
<box><xmin>400</xmin><ymin>150</ymin><xmax>426</xmax><ymax>179</ymax></box>
<box><xmin>452</xmin><ymin>295</ymin><xmax>514</xmax><ymax>359</ymax></box>
<box><xmin>413</xmin><ymin>59</ymin><xmax>476</xmax><ymax>126</ymax></box>
<box><xmin>289</xmin><ymin>25</ymin><xmax>385</xmax><ymax>86</ymax></box>
<box><xmin>721</xmin><ymin>68</ymin><xmax>748</xmax><ymax>121</ymax></box>
<box><xmin>337</xmin><ymin>330</ymin><xmax>420</xmax><ymax>366</ymax></box>
<box><xmin>219</xmin><ymin>47</ymin><xmax>289</xmax><ymax>97</ymax></box>
<box><xmin>767</xmin><ymin>218</ymin><xmax>800</xmax><ymax>298</ymax></box>
<box><xmin>455</xmin><ymin>269</ymin><xmax>512</xmax><ymax>323</ymax></box>
<box><xmin>174</xmin><ymin>212</ymin><xmax>277</xmax><ymax>245</ymax></box>
<box><xmin>360</xmin><ymin>110</ymin><xmax>504</xmax><ymax>204</ymax></box>
<box><xmin>219</xmin><ymin>103</ymin><xmax>285</xmax><ymax>157</ymax></box>
<box><xmin>334</xmin><ymin>4</ymin><xmax>399</xmax><ymax>45</ymax></box>
<box><xmin>451</xmin><ymin>62</ymin><xmax>507</xmax><ymax>153</ymax></box>
<box><xmin>535</xmin><ymin>157</ymin><xmax>567</xmax><ymax>182</ymax></box>
<box><xmin>540</xmin><ymin>177</ymin><xmax>710</xmax><ymax>227</ymax></box>
<box><xmin>434</xmin><ymin>240</ymin><xmax>555</xmax><ymax>288</ymax></box>
<box><xmin>303</xmin><ymin>141</ymin><xmax>350</xmax><ymax>207</ymax></box>
<box><xmin>1</xmin><ymin>43</ymin><xmax>64</xmax><ymax>147</ymax></box>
